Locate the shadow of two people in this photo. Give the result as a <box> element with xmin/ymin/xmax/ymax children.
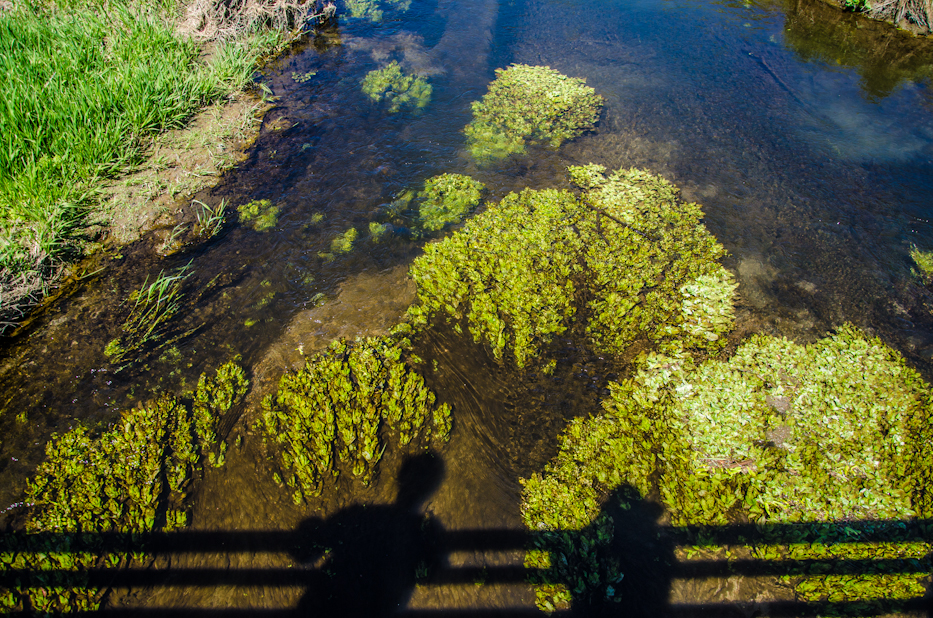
<box><xmin>289</xmin><ymin>452</ymin><xmax>673</xmax><ymax>618</ymax></box>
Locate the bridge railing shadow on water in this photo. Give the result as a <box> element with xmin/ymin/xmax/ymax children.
<box><xmin>1</xmin><ymin>456</ymin><xmax>932</xmax><ymax>617</ymax></box>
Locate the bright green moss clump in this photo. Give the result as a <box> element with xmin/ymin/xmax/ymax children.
<box><xmin>237</xmin><ymin>199</ymin><xmax>279</xmax><ymax>232</ymax></box>
<box><xmin>260</xmin><ymin>335</ymin><xmax>452</xmax><ymax>502</ymax></box>
<box><xmin>408</xmin><ymin>166</ymin><xmax>734</xmax><ymax>367</ymax></box>
<box><xmin>417</xmin><ymin>173</ymin><xmax>485</xmax><ymax>231</ymax></box>
<box><xmin>361</xmin><ymin>62</ymin><xmax>432</xmax><ymax>113</ymax></box>
<box><xmin>464</xmin><ymin>64</ymin><xmax>603</xmax><ymax>162</ymax></box>
<box><xmin>0</xmin><ymin>361</ymin><xmax>248</xmax><ymax>613</ymax></box>
<box><xmin>520</xmin><ymin>326</ymin><xmax>933</xmax><ymax>611</ymax></box>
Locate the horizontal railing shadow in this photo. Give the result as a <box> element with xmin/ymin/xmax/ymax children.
<box><xmin>1</xmin><ymin>519</ymin><xmax>931</xmax><ymax>615</ymax></box>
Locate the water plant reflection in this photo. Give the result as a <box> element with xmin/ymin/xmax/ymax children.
<box><xmin>783</xmin><ymin>0</ymin><xmax>933</xmax><ymax>98</ymax></box>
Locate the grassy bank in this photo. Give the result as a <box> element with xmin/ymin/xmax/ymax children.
<box><xmin>0</xmin><ymin>0</ymin><xmax>312</xmax><ymax>328</ymax></box>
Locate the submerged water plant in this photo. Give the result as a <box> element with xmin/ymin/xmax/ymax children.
<box><xmin>343</xmin><ymin>0</ymin><xmax>410</xmax><ymax>21</ymax></box>
<box><xmin>361</xmin><ymin>61</ymin><xmax>432</xmax><ymax>113</ymax></box>
<box><xmin>260</xmin><ymin>335</ymin><xmax>451</xmax><ymax>502</ymax></box>
<box><xmin>369</xmin><ymin>221</ymin><xmax>389</xmax><ymax>242</ymax></box>
<box><xmin>0</xmin><ymin>361</ymin><xmax>248</xmax><ymax>613</ymax></box>
<box><xmin>417</xmin><ymin>174</ymin><xmax>485</xmax><ymax>232</ymax></box>
<box><xmin>464</xmin><ymin>64</ymin><xmax>603</xmax><ymax>162</ymax></box>
<box><xmin>237</xmin><ymin>198</ymin><xmax>279</xmax><ymax>232</ymax></box>
<box><xmin>520</xmin><ymin>325</ymin><xmax>933</xmax><ymax>611</ymax></box>
<box><xmin>104</xmin><ymin>263</ymin><xmax>197</xmax><ymax>370</ymax></box>
<box><xmin>910</xmin><ymin>244</ymin><xmax>933</xmax><ymax>284</ymax></box>
<box><xmin>408</xmin><ymin>166</ymin><xmax>734</xmax><ymax>367</ymax></box>
<box><xmin>331</xmin><ymin>227</ymin><xmax>358</xmax><ymax>254</ymax></box>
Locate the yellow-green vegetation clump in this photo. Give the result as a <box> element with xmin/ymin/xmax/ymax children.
<box><xmin>344</xmin><ymin>0</ymin><xmax>410</xmax><ymax>21</ymax></box>
<box><xmin>520</xmin><ymin>325</ymin><xmax>933</xmax><ymax>612</ymax></box>
<box><xmin>910</xmin><ymin>244</ymin><xmax>933</xmax><ymax>284</ymax></box>
<box><xmin>369</xmin><ymin>221</ymin><xmax>389</xmax><ymax>241</ymax></box>
<box><xmin>237</xmin><ymin>199</ymin><xmax>279</xmax><ymax>232</ymax></box>
<box><xmin>408</xmin><ymin>166</ymin><xmax>735</xmax><ymax>367</ymax></box>
<box><xmin>361</xmin><ymin>61</ymin><xmax>432</xmax><ymax>113</ymax></box>
<box><xmin>0</xmin><ymin>361</ymin><xmax>248</xmax><ymax>613</ymax></box>
<box><xmin>260</xmin><ymin>336</ymin><xmax>452</xmax><ymax>502</ymax></box>
<box><xmin>331</xmin><ymin>227</ymin><xmax>358</xmax><ymax>253</ymax></box>
<box><xmin>464</xmin><ymin>64</ymin><xmax>603</xmax><ymax>162</ymax></box>
<box><xmin>417</xmin><ymin>173</ymin><xmax>485</xmax><ymax>231</ymax></box>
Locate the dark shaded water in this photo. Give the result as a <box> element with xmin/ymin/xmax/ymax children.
<box><xmin>3</xmin><ymin>0</ymin><xmax>933</xmax><ymax>612</ymax></box>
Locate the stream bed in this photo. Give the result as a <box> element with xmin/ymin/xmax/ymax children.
<box><xmin>3</xmin><ymin>0</ymin><xmax>933</xmax><ymax>613</ymax></box>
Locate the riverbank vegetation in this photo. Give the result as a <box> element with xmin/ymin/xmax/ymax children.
<box><xmin>0</xmin><ymin>0</ymin><xmax>318</xmax><ymax>329</ymax></box>
<box><xmin>0</xmin><ymin>360</ymin><xmax>248</xmax><ymax>613</ymax></box>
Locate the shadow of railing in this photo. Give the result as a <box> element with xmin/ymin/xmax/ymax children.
<box><xmin>1</xmin><ymin>519</ymin><xmax>931</xmax><ymax>616</ymax></box>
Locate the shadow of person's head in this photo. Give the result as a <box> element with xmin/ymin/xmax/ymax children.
<box><xmin>547</xmin><ymin>484</ymin><xmax>671</xmax><ymax>618</ymax></box>
<box><xmin>396</xmin><ymin>451</ymin><xmax>445</xmax><ymax>512</ymax></box>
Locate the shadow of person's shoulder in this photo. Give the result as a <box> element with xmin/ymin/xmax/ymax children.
<box><xmin>570</xmin><ymin>485</ymin><xmax>674</xmax><ymax>618</ymax></box>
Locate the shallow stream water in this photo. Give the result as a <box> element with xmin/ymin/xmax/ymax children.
<box><xmin>4</xmin><ymin>0</ymin><xmax>933</xmax><ymax>613</ymax></box>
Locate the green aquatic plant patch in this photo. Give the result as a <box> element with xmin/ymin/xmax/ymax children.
<box><xmin>331</xmin><ymin>227</ymin><xmax>359</xmax><ymax>254</ymax></box>
<box><xmin>0</xmin><ymin>0</ymin><xmax>289</xmax><ymax>322</ymax></box>
<box><xmin>260</xmin><ymin>335</ymin><xmax>451</xmax><ymax>502</ymax></box>
<box><xmin>520</xmin><ymin>325</ymin><xmax>933</xmax><ymax>612</ymax></box>
<box><xmin>464</xmin><ymin>64</ymin><xmax>603</xmax><ymax>162</ymax></box>
<box><xmin>237</xmin><ymin>199</ymin><xmax>280</xmax><ymax>232</ymax></box>
<box><xmin>369</xmin><ymin>221</ymin><xmax>389</xmax><ymax>242</ymax></box>
<box><xmin>417</xmin><ymin>173</ymin><xmax>485</xmax><ymax>232</ymax></box>
<box><xmin>408</xmin><ymin>166</ymin><xmax>735</xmax><ymax>367</ymax></box>
<box><xmin>361</xmin><ymin>61</ymin><xmax>432</xmax><ymax>113</ymax></box>
<box><xmin>344</xmin><ymin>0</ymin><xmax>411</xmax><ymax>21</ymax></box>
<box><xmin>0</xmin><ymin>361</ymin><xmax>248</xmax><ymax>613</ymax></box>
<box><xmin>910</xmin><ymin>244</ymin><xmax>933</xmax><ymax>284</ymax></box>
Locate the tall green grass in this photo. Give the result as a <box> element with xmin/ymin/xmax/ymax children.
<box><xmin>0</xmin><ymin>0</ymin><xmax>288</xmax><ymax>319</ymax></box>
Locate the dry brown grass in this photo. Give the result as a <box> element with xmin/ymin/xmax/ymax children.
<box><xmin>177</xmin><ymin>0</ymin><xmax>333</xmax><ymax>40</ymax></box>
<box><xmin>870</xmin><ymin>0</ymin><xmax>933</xmax><ymax>33</ymax></box>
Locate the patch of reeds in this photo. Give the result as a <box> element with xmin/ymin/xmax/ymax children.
<box><xmin>105</xmin><ymin>262</ymin><xmax>197</xmax><ymax>369</ymax></box>
<box><xmin>193</xmin><ymin>199</ymin><xmax>227</xmax><ymax>240</ymax></box>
